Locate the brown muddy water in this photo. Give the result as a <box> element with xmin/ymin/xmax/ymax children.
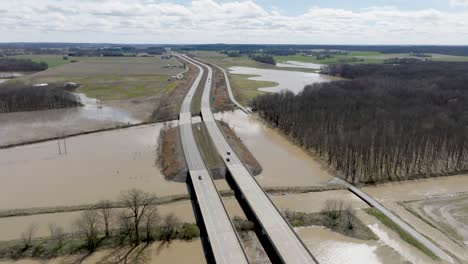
<box><xmin>0</xmin><ymin>123</ymin><xmax>188</xmax><ymax>210</ymax></box>
<box><xmin>364</xmin><ymin>175</ymin><xmax>468</xmax><ymax>262</ymax></box>
<box><xmin>0</xmin><ymin>93</ymin><xmax>140</xmax><ymax>146</ymax></box>
<box><xmin>0</xmin><ymin>239</ymin><xmax>205</xmax><ymax>264</ymax></box>
<box><xmin>214</xmin><ymin>110</ymin><xmax>334</xmax><ymax>187</ymax></box>
<box><xmin>0</xmin><ymin>200</ymin><xmax>197</xmax><ymax>241</ymax></box>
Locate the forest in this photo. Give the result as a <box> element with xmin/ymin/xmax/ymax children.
<box><xmin>0</xmin><ymin>84</ymin><xmax>81</xmax><ymax>113</ymax></box>
<box><xmin>0</xmin><ymin>58</ymin><xmax>48</xmax><ymax>72</ymax></box>
<box><xmin>254</xmin><ymin>61</ymin><xmax>468</xmax><ymax>184</ymax></box>
<box><xmin>248</xmin><ymin>54</ymin><xmax>276</xmax><ymax>65</ymax></box>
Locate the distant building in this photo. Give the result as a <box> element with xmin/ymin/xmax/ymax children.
<box><xmin>64</xmin><ymin>82</ymin><xmax>78</xmax><ymax>88</ymax></box>
<box><xmin>33</xmin><ymin>83</ymin><xmax>48</xmax><ymax>87</ymax></box>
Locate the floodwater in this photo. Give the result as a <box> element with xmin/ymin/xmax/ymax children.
<box><xmin>298</xmin><ymin>226</ymin><xmax>407</xmax><ymax>264</ymax></box>
<box><xmin>407</xmin><ymin>194</ymin><xmax>468</xmax><ymax>246</ymax></box>
<box><xmin>0</xmin><ymin>92</ymin><xmax>140</xmax><ymax>146</ymax></box>
<box><xmin>270</xmin><ymin>190</ymin><xmax>369</xmax><ymax>213</ymax></box>
<box><xmin>0</xmin><ymin>123</ymin><xmax>188</xmax><ymax>210</ymax></box>
<box><xmin>363</xmin><ymin>175</ymin><xmax>468</xmax><ymax>262</ymax></box>
<box><xmin>228</xmin><ymin>66</ymin><xmax>338</xmax><ymax>94</ymax></box>
<box><xmin>363</xmin><ymin>174</ymin><xmax>468</xmax><ymax>203</ymax></box>
<box><xmin>0</xmin><ymin>200</ymin><xmax>197</xmax><ymax>241</ymax></box>
<box><xmin>215</xmin><ymin>110</ymin><xmax>334</xmax><ymax>187</ymax></box>
<box><xmin>0</xmin><ymin>239</ymin><xmax>205</xmax><ymax>264</ymax></box>
<box><xmin>276</xmin><ymin>61</ymin><xmax>323</xmax><ymax>70</ymax></box>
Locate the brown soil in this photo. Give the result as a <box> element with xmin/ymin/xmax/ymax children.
<box><xmin>157</xmin><ymin>124</ymin><xmax>188</xmax><ymax>182</ymax></box>
<box><xmin>151</xmin><ymin>62</ymin><xmax>198</xmax><ymax>122</ymax></box>
<box><xmin>210</xmin><ymin>64</ymin><xmax>236</xmax><ymax>112</ymax></box>
<box><xmin>218</xmin><ymin>120</ymin><xmax>262</xmax><ymax>176</ymax></box>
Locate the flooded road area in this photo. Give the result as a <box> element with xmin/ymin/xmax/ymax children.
<box><xmin>0</xmin><ymin>123</ymin><xmax>188</xmax><ymax>210</ymax></box>
<box><xmin>215</xmin><ymin>110</ymin><xmax>334</xmax><ymax>187</ymax></box>
<box><xmin>298</xmin><ymin>209</ymin><xmax>441</xmax><ymax>264</ymax></box>
<box><xmin>0</xmin><ymin>93</ymin><xmax>140</xmax><ymax>146</ymax></box>
<box><xmin>0</xmin><ymin>239</ymin><xmax>205</xmax><ymax>264</ymax></box>
<box><xmin>228</xmin><ymin>66</ymin><xmax>338</xmax><ymax>94</ymax></box>
<box><xmin>364</xmin><ymin>175</ymin><xmax>468</xmax><ymax>262</ymax></box>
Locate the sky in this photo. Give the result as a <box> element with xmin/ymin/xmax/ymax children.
<box><xmin>0</xmin><ymin>0</ymin><xmax>468</xmax><ymax>44</ymax></box>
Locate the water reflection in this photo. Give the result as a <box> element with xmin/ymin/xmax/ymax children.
<box><xmin>229</xmin><ymin>66</ymin><xmax>337</xmax><ymax>94</ymax></box>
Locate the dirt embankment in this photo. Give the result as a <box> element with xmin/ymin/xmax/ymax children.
<box><xmin>157</xmin><ymin>121</ymin><xmax>262</xmax><ymax>181</ymax></box>
<box><xmin>151</xmin><ymin>63</ymin><xmax>197</xmax><ymax>122</ymax></box>
<box><xmin>157</xmin><ymin>123</ymin><xmax>188</xmax><ymax>182</ymax></box>
<box><xmin>218</xmin><ymin>121</ymin><xmax>262</xmax><ymax>176</ymax></box>
<box><xmin>210</xmin><ymin>64</ymin><xmax>237</xmax><ymax>112</ymax></box>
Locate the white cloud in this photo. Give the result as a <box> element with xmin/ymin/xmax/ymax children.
<box><xmin>449</xmin><ymin>0</ymin><xmax>468</xmax><ymax>6</ymax></box>
<box><xmin>0</xmin><ymin>0</ymin><xmax>467</xmax><ymax>44</ymax></box>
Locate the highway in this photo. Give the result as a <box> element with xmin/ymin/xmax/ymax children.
<box><xmin>176</xmin><ymin>54</ymin><xmax>248</xmax><ymax>264</ymax></box>
<box><xmin>195</xmin><ymin>58</ymin><xmax>251</xmax><ymax>114</ymax></box>
<box><xmin>333</xmin><ymin>177</ymin><xmax>454</xmax><ymax>263</ymax></box>
<box><xmin>182</xmin><ymin>54</ymin><xmax>318</xmax><ymax>264</ymax></box>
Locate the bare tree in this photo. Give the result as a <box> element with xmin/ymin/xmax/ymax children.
<box><xmin>96</xmin><ymin>200</ymin><xmax>113</xmax><ymax>237</ymax></box>
<box><xmin>344</xmin><ymin>205</ymin><xmax>355</xmax><ymax>230</ymax></box>
<box><xmin>76</xmin><ymin>209</ymin><xmax>100</xmax><ymax>252</ymax></box>
<box><xmin>322</xmin><ymin>200</ymin><xmax>344</xmax><ymax>222</ymax></box>
<box><xmin>118</xmin><ymin>211</ymin><xmax>133</xmax><ymax>244</ymax></box>
<box><xmin>161</xmin><ymin>213</ymin><xmax>179</xmax><ymax>242</ymax></box>
<box><xmin>49</xmin><ymin>223</ymin><xmax>65</xmax><ymax>249</ymax></box>
<box><xmin>143</xmin><ymin>206</ymin><xmax>160</xmax><ymax>242</ymax></box>
<box><xmin>21</xmin><ymin>223</ymin><xmax>37</xmax><ymax>249</ymax></box>
<box><xmin>120</xmin><ymin>189</ymin><xmax>157</xmax><ymax>245</ymax></box>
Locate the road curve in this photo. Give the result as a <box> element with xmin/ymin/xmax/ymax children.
<box><xmin>176</xmin><ymin>54</ymin><xmax>249</xmax><ymax>264</ymax></box>
<box><xmin>183</xmin><ymin>54</ymin><xmax>318</xmax><ymax>264</ymax></box>
<box><xmin>333</xmin><ymin>177</ymin><xmax>455</xmax><ymax>263</ymax></box>
<box><xmin>195</xmin><ymin>58</ymin><xmax>251</xmax><ymax>114</ymax></box>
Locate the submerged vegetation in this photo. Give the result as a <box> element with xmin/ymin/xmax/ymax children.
<box><xmin>0</xmin><ymin>84</ymin><xmax>81</xmax><ymax>113</ymax></box>
<box><xmin>255</xmin><ymin>61</ymin><xmax>468</xmax><ymax>184</ymax></box>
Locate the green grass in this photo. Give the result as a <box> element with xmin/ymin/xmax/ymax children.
<box><xmin>274</xmin><ymin>52</ymin><xmax>386</xmax><ymax>65</ymax></box>
<box><xmin>11</xmin><ymin>54</ymin><xmax>70</xmax><ymax>68</ymax></box>
<box><xmin>165</xmin><ymin>81</ymin><xmax>177</xmax><ymax>91</ymax></box>
<box><xmin>192</xmin><ymin>123</ymin><xmax>224</xmax><ymax>169</ymax></box>
<box><xmin>77</xmin><ymin>75</ymin><xmax>169</xmax><ymax>100</ymax></box>
<box><xmin>230</xmin><ymin>74</ymin><xmax>277</xmax><ymax>104</ymax></box>
<box><xmin>364</xmin><ymin>208</ymin><xmax>439</xmax><ymax>260</ymax></box>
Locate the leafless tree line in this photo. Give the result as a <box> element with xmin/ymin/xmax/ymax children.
<box><xmin>254</xmin><ymin>61</ymin><xmax>468</xmax><ymax>184</ymax></box>
<box><xmin>0</xmin><ymin>84</ymin><xmax>80</xmax><ymax>113</ymax></box>
<box><xmin>19</xmin><ymin>189</ymin><xmax>181</xmax><ymax>254</ymax></box>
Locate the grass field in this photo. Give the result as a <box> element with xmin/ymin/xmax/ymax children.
<box><xmin>14</xmin><ymin>56</ymin><xmax>183</xmax><ymax>100</ymax></box>
<box><xmin>192</xmin><ymin>122</ymin><xmax>224</xmax><ymax>169</ymax></box>
<box><xmin>230</xmin><ymin>74</ymin><xmax>277</xmax><ymax>104</ymax></box>
<box><xmin>275</xmin><ymin>52</ymin><xmax>468</xmax><ymax>65</ymax></box>
<box><xmin>11</xmin><ymin>54</ymin><xmax>71</xmax><ymax>68</ymax></box>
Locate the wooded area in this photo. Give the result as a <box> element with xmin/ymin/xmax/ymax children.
<box><xmin>0</xmin><ymin>58</ymin><xmax>48</xmax><ymax>72</ymax></box>
<box><xmin>0</xmin><ymin>84</ymin><xmax>80</xmax><ymax>113</ymax></box>
<box><xmin>254</xmin><ymin>61</ymin><xmax>468</xmax><ymax>184</ymax></box>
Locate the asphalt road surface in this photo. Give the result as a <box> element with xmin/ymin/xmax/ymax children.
<box><xmin>182</xmin><ymin>54</ymin><xmax>318</xmax><ymax>264</ymax></box>
<box><xmin>176</xmin><ymin>54</ymin><xmax>248</xmax><ymax>264</ymax></box>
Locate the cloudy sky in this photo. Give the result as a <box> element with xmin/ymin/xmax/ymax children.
<box><xmin>0</xmin><ymin>0</ymin><xmax>467</xmax><ymax>44</ymax></box>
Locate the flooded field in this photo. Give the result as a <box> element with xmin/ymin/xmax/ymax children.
<box><xmin>0</xmin><ymin>92</ymin><xmax>140</xmax><ymax>146</ymax></box>
<box><xmin>363</xmin><ymin>175</ymin><xmax>468</xmax><ymax>203</ymax></box>
<box><xmin>0</xmin><ymin>239</ymin><xmax>205</xmax><ymax>264</ymax></box>
<box><xmin>276</xmin><ymin>61</ymin><xmax>323</xmax><ymax>70</ymax></box>
<box><xmin>0</xmin><ymin>123</ymin><xmax>188</xmax><ymax>210</ymax></box>
<box><xmin>405</xmin><ymin>194</ymin><xmax>468</xmax><ymax>246</ymax></box>
<box><xmin>364</xmin><ymin>175</ymin><xmax>468</xmax><ymax>262</ymax></box>
<box><xmin>229</xmin><ymin>66</ymin><xmax>338</xmax><ymax>94</ymax></box>
<box><xmin>0</xmin><ymin>200</ymin><xmax>197</xmax><ymax>241</ymax></box>
<box><xmin>215</xmin><ymin>110</ymin><xmax>334</xmax><ymax>187</ymax></box>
